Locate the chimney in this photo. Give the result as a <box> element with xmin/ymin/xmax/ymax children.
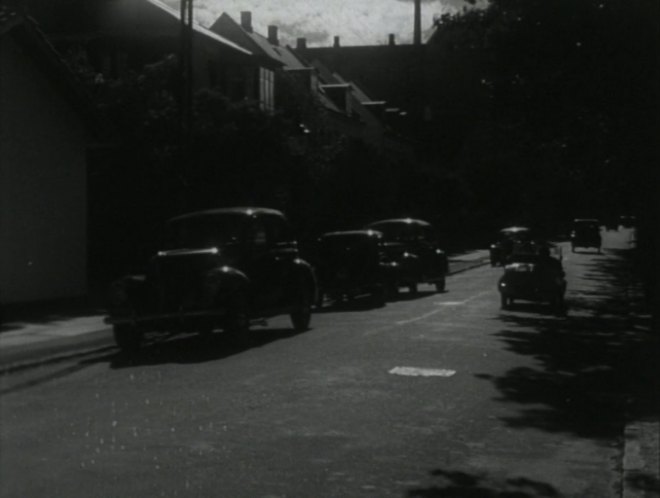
<box><xmin>296</xmin><ymin>37</ymin><xmax>307</xmax><ymax>50</ymax></box>
<box><xmin>333</xmin><ymin>36</ymin><xmax>340</xmax><ymax>48</ymax></box>
<box><xmin>268</xmin><ymin>25</ymin><xmax>279</xmax><ymax>45</ymax></box>
<box><xmin>240</xmin><ymin>11</ymin><xmax>252</xmax><ymax>32</ymax></box>
<box><xmin>413</xmin><ymin>0</ymin><xmax>421</xmax><ymax>45</ymax></box>
<box><xmin>389</xmin><ymin>33</ymin><xmax>396</xmax><ymax>46</ymax></box>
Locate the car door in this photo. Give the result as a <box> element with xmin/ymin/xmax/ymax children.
<box><xmin>245</xmin><ymin>215</ymin><xmax>296</xmax><ymax>311</ymax></box>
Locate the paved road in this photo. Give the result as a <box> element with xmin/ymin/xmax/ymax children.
<box><xmin>0</xmin><ymin>231</ymin><xmax>657</xmax><ymax>498</ymax></box>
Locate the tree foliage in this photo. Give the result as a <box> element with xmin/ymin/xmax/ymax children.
<box><xmin>436</xmin><ymin>0</ymin><xmax>658</xmax><ymax>226</ymax></box>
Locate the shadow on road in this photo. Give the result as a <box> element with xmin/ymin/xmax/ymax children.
<box><xmin>407</xmin><ymin>247</ymin><xmax>658</xmax><ymax>498</ymax></box>
<box><xmin>475</xmin><ymin>247</ymin><xmax>658</xmax><ymax>494</ymax></box>
<box><xmin>407</xmin><ymin>469</ymin><xmax>559</xmax><ymax>497</ymax></box>
<box><xmin>85</xmin><ymin>326</ymin><xmax>306</xmax><ymax>369</ymax></box>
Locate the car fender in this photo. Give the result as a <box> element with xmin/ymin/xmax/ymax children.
<box><xmin>291</xmin><ymin>257</ymin><xmax>318</xmax><ymax>298</ymax></box>
<box><xmin>108</xmin><ymin>275</ymin><xmax>147</xmax><ymax>314</ymax></box>
<box><xmin>204</xmin><ymin>266</ymin><xmax>250</xmax><ymax>302</ymax></box>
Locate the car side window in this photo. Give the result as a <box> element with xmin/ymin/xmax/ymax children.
<box><xmin>251</xmin><ymin>219</ymin><xmax>268</xmax><ymax>247</ymax></box>
<box><xmin>268</xmin><ymin>217</ymin><xmax>292</xmax><ymax>245</ymax></box>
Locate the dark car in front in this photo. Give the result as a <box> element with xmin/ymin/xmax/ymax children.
<box><xmin>489</xmin><ymin>226</ymin><xmax>534</xmax><ymax>266</ymax></box>
<box><xmin>364</xmin><ymin>218</ymin><xmax>449</xmax><ymax>294</ymax></box>
<box><xmin>498</xmin><ymin>242</ymin><xmax>566</xmax><ymax>312</ymax></box>
<box><xmin>105</xmin><ymin>208</ymin><xmax>316</xmax><ymax>353</ymax></box>
<box><xmin>570</xmin><ymin>218</ymin><xmax>601</xmax><ymax>253</ymax></box>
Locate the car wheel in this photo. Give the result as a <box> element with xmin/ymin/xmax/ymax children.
<box><xmin>387</xmin><ymin>284</ymin><xmax>399</xmax><ymax>299</ymax></box>
<box><xmin>315</xmin><ymin>291</ymin><xmax>325</xmax><ymax>309</ymax></box>
<box><xmin>500</xmin><ymin>294</ymin><xmax>512</xmax><ymax>310</ymax></box>
<box><xmin>371</xmin><ymin>286</ymin><xmax>387</xmax><ymax>308</ymax></box>
<box><xmin>291</xmin><ymin>286</ymin><xmax>312</xmax><ymax>332</ymax></box>
<box><xmin>435</xmin><ymin>277</ymin><xmax>446</xmax><ymax>293</ymax></box>
<box><xmin>113</xmin><ymin>324</ymin><xmax>143</xmax><ymax>354</ymax></box>
<box><xmin>226</xmin><ymin>294</ymin><xmax>250</xmax><ymax>344</ymax></box>
<box><xmin>408</xmin><ymin>283</ymin><xmax>418</xmax><ymax>295</ymax></box>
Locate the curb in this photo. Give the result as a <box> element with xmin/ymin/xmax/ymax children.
<box><xmin>623</xmin><ymin>419</ymin><xmax>660</xmax><ymax>498</ymax></box>
<box><xmin>0</xmin><ymin>327</ymin><xmax>114</xmax><ymax>374</ymax></box>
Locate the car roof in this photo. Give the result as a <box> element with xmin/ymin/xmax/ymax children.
<box><xmin>366</xmin><ymin>218</ymin><xmax>431</xmax><ymax>227</ymax></box>
<box><xmin>499</xmin><ymin>226</ymin><xmax>530</xmax><ymax>233</ymax></box>
<box><xmin>320</xmin><ymin>229</ymin><xmax>383</xmax><ymax>239</ymax></box>
<box><xmin>169</xmin><ymin>207</ymin><xmax>285</xmax><ymax>223</ymax></box>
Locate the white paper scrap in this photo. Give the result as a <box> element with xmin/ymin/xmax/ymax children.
<box><xmin>389</xmin><ymin>367</ymin><xmax>456</xmax><ymax>377</ymax></box>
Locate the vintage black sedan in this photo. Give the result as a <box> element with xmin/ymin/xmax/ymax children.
<box><xmin>364</xmin><ymin>218</ymin><xmax>449</xmax><ymax>294</ymax></box>
<box><xmin>312</xmin><ymin>230</ymin><xmax>399</xmax><ymax>308</ymax></box>
<box><xmin>570</xmin><ymin>218</ymin><xmax>601</xmax><ymax>253</ymax></box>
<box><xmin>498</xmin><ymin>242</ymin><xmax>566</xmax><ymax>312</ymax></box>
<box><xmin>105</xmin><ymin>208</ymin><xmax>316</xmax><ymax>353</ymax></box>
<box><xmin>489</xmin><ymin>226</ymin><xmax>534</xmax><ymax>266</ymax></box>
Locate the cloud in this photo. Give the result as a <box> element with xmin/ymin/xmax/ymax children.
<box><xmin>162</xmin><ymin>0</ymin><xmax>480</xmax><ymax>46</ymax></box>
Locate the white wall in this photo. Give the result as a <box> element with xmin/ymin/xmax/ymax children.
<box><xmin>0</xmin><ymin>35</ymin><xmax>87</xmax><ymax>303</ymax></box>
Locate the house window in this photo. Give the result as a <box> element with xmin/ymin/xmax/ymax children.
<box><xmin>259</xmin><ymin>67</ymin><xmax>274</xmax><ymax>114</ymax></box>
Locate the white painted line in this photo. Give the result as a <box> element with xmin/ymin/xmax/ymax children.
<box><xmin>389</xmin><ymin>366</ymin><xmax>456</xmax><ymax>377</ymax></box>
<box><xmin>395</xmin><ymin>291</ymin><xmax>491</xmax><ymax>326</ymax></box>
<box><xmin>396</xmin><ymin>308</ymin><xmax>444</xmax><ymax>325</ymax></box>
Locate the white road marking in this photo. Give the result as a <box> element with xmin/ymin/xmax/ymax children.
<box><xmin>395</xmin><ymin>291</ymin><xmax>491</xmax><ymax>325</ymax></box>
<box><xmin>389</xmin><ymin>366</ymin><xmax>456</xmax><ymax>377</ymax></box>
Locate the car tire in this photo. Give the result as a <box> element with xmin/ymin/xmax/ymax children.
<box><xmin>500</xmin><ymin>294</ymin><xmax>512</xmax><ymax>310</ymax></box>
<box><xmin>435</xmin><ymin>277</ymin><xmax>446</xmax><ymax>293</ymax></box>
<box><xmin>315</xmin><ymin>291</ymin><xmax>325</xmax><ymax>309</ymax></box>
<box><xmin>408</xmin><ymin>283</ymin><xmax>418</xmax><ymax>295</ymax></box>
<box><xmin>371</xmin><ymin>286</ymin><xmax>387</xmax><ymax>308</ymax></box>
<box><xmin>291</xmin><ymin>286</ymin><xmax>312</xmax><ymax>332</ymax></box>
<box><xmin>113</xmin><ymin>324</ymin><xmax>143</xmax><ymax>354</ymax></box>
<box><xmin>226</xmin><ymin>294</ymin><xmax>250</xmax><ymax>344</ymax></box>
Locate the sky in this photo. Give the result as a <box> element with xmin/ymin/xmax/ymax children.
<box><xmin>162</xmin><ymin>0</ymin><xmax>485</xmax><ymax>47</ymax></box>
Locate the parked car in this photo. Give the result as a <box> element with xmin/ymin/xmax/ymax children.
<box><xmin>105</xmin><ymin>208</ymin><xmax>316</xmax><ymax>353</ymax></box>
<box><xmin>312</xmin><ymin>230</ymin><xmax>399</xmax><ymax>307</ymax></box>
<box><xmin>618</xmin><ymin>215</ymin><xmax>637</xmax><ymax>229</ymax></box>
<box><xmin>489</xmin><ymin>226</ymin><xmax>534</xmax><ymax>266</ymax></box>
<box><xmin>498</xmin><ymin>242</ymin><xmax>566</xmax><ymax>311</ymax></box>
<box><xmin>570</xmin><ymin>218</ymin><xmax>601</xmax><ymax>253</ymax></box>
<box><xmin>364</xmin><ymin>218</ymin><xmax>448</xmax><ymax>293</ymax></box>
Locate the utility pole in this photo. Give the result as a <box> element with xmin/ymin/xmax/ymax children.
<box><xmin>413</xmin><ymin>0</ymin><xmax>422</xmax><ymax>45</ymax></box>
<box><xmin>180</xmin><ymin>0</ymin><xmax>194</xmax><ymax>141</ymax></box>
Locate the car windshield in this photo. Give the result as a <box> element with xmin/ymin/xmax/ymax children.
<box><xmin>320</xmin><ymin>234</ymin><xmax>377</xmax><ymax>253</ymax></box>
<box><xmin>369</xmin><ymin>222</ymin><xmax>433</xmax><ymax>242</ymax></box>
<box><xmin>573</xmin><ymin>221</ymin><xmax>599</xmax><ymax>231</ymax></box>
<box><xmin>499</xmin><ymin>228</ymin><xmax>531</xmax><ymax>241</ymax></box>
<box><xmin>163</xmin><ymin>213</ymin><xmax>245</xmax><ymax>249</ymax></box>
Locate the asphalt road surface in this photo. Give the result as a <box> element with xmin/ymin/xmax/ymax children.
<box><xmin>1</xmin><ymin>228</ymin><xmax>655</xmax><ymax>498</ymax></box>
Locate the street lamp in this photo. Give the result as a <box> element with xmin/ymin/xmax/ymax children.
<box><xmin>180</xmin><ymin>0</ymin><xmax>194</xmax><ymax>139</ymax></box>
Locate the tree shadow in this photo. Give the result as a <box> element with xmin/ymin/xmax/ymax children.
<box><xmin>407</xmin><ymin>469</ymin><xmax>559</xmax><ymax>497</ymax></box>
<box><xmin>485</xmin><ymin>248</ymin><xmax>658</xmax><ymax>441</ymax></box>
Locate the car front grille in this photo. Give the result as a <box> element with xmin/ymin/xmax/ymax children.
<box><xmin>150</xmin><ymin>254</ymin><xmax>218</xmax><ymax>311</ymax></box>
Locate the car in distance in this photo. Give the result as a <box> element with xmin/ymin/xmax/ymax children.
<box><xmin>364</xmin><ymin>218</ymin><xmax>449</xmax><ymax>294</ymax></box>
<box><xmin>570</xmin><ymin>218</ymin><xmax>601</xmax><ymax>253</ymax></box>
<box><xmin>312</xmin><ymin>230</ymin><xmax>399</xmax><ymax>308</ymax></box>
<box><xmin>618</xmin><ymin>215</ymin><xmax>637</xmax><ymax>229</ymax></box>
<box><xmin>105</xmin><ymin>207</ymin><xmax>316</xmax><ymax>353</ymax></box>
<box><xmin>489</xmin><ymin>226</ymin><xmax>534</xmax><ymax>266</ymax></box>
<box><xmin>498</xmin><ymin>242</ymin><xmax>566</xmax><ymax>311</ymax></box>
